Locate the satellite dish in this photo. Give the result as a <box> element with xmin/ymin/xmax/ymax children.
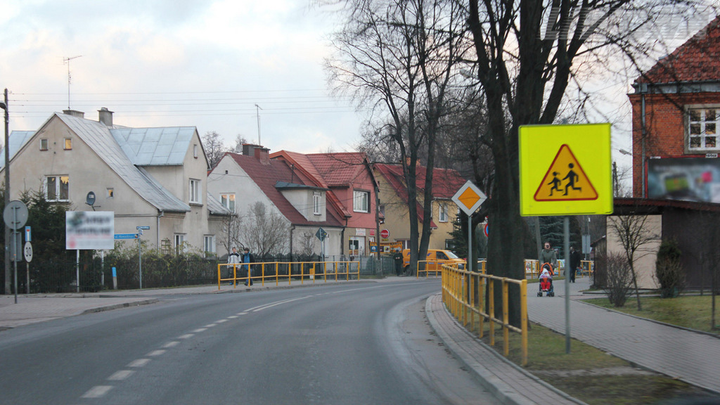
<box><xmin>86</xmin><ymin>191</ymin><xmax>96</xmax><ymax>207</ymax></box>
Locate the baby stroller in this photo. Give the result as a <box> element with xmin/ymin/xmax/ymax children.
<box><xmin>537</xmin><ymin>263</ymin><xmax>555</xmax><ymax>297</ymax></box>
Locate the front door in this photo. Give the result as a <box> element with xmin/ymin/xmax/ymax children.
<box><xmin>349</xmin><ymin>237</ymin><xmax>365</xmax><ymax>257</ymax></box>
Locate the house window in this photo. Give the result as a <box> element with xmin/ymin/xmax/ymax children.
<box><xmin>174</xmin><ymin>234</ymin><xmax>187</xmax><ymax>254</ymax></box>
<box><xmin>64</xmin><ymin>138</ymin><xmax>72</xmax><ymax>150</ymax></box>
<box><xmin>220</xmin><ymin>193</ymin><xmax>235</xmax><ymax>212</ymax></box>
<box><xmin>40</xmin><ymin>139</ymin><xmax>48</xmax><ymax>151</ymax></box>
<box><xmin>193</xmin><ymin>144</ymin><xmax>199</xmax><ymax>159</ymax></box>
<box><xmin>204</xmin><ymin>235</ymin><xmax>216</xmax><ymax>256</ymax></box>
<box><xmin>687</xmin><ymin>107</ymin><xmax>719</xmax><ymax>151</ymax></box>
<box><xmin>353</xmin><ymin>190</ymin><xmax>370</xmax><ymax>213</ymax></box>
<box><xmin>189</xmin><ymin>179</ymin><xmax>201</xmax><ymax>204</ymax></box>
<box><xmin>107</xmin><ymin>188</ymin><xmax>114</xmax><ymax>198</ymax></box>
<box><xmin>439</xmin><ymin>203</ymin><xmax>449</xmax><ymax>222</ymax></box>
<box><xmin>313</xmin><ymin>192</ymin><xmax>321</xmax><ymax>215</ymax></box>
<box><xmin>45</xmin><ymin>176</ymin><xmax>69</xmax><ymax>201</ymax></box>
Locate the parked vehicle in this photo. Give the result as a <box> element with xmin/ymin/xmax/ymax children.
<box><xmin>402</xmin><ymin>249</ymin><xmax>465</xmax><ymax>273</ymax></box>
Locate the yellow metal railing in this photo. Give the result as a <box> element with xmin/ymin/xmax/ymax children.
<box><xmin>417</xmin><ymin>260</ymin><xmax>486</xmax><ymax>278</ymax></box>
<box><xmin>442</xmin><ymin>264</ymin><xmax>528</xmax><ymax>366</ymax></box>
<box><xmin>579</xmin><ymin>260</ymin><xmax>595</xmax><ymax>278</ymax></box>
<box><xmin>217</xmin><ymin>261</ymin><xmax>360</xmax><ymax>290</ymax></box>
<box><xmin>524</xmin><ymin>259</ymin><xmax>540</xmax><ymax>278</ymax></box>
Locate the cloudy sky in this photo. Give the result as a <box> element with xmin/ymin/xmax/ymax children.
<box><xmin>0</xmin><ymin>0</ymin><xmax>364</xmax><ymax>154</ymax></box>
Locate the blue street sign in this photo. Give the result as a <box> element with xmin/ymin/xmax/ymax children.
<box><xmin>114</xmin><ymin>233</ymin><xmax>139</xmax><ymax>240</ymax></box>
<box><xmin>136</xmin><ymin>226</ymin><xmax>150</xmax><ymax>230</ymax></box>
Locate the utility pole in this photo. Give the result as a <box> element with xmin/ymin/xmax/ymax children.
<box><xmin>63</xmin><ymin>55</ymin><xmax>82</xmax><ymax>110</ymax></box>
<box><xmin>2</xmin><ymin>89</ymin><xmax>10</xmax><ymax>294</ymax></box>
<box><xmin>254</xmin><ymin>104</ymin><xmax>262</xmax><ymax>145</ymax></box>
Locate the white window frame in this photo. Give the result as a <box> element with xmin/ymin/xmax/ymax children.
<box><xmin>439</xmin><ymin>202</ymin><xmax>449</xmax><ymax>223</ymax></box>
<box><xmin>313</xmin><ymin>192</ymin><xmax>321</xmax><ymax>215</ymax></box>
<box><xmin>174</xmin><ymin>234</ymin><xmax>187</xmax><ymax>254</ymax></box>
<box><xmin>353</xmin><ymin>190</ymin><xmax>370</xmax><ymax>213</ymax></box>
<box><xmin>189</xmin><ymin>179</ymin><xmax>202</xmax><ymax>204</ymax></box>
<box><xmin>40</xmin><ymin>139</ymin><xmax>48</xmax><ymax>151</ymax></box>
<box><xmin>204</xmin><ymin>235</ymin><xmax>216</xmax><ymax>256</ymax></box>
<box><xmin>45</xmin><ymin>175</ymin><xmax>69</xmax><ymax>202</ymax></box>
<box><xmin>686</xmin><ymin>105</ymin><xmax>720</xmax><ymax>152</ymax></box>
<box><xmin>220</xmin><ymin>193</ymin><xmax>235</xmax><ymax>213</ymax></box>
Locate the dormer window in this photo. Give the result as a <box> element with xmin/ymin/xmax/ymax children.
<box><xmin>313</xmin><ymin>192</ymin><xmax>321</xmax><ymax>215</ymax></box>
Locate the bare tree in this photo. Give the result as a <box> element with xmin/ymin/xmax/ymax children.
<box><xmin>239</xmin><ymin>202</ymin><xmax>290</xmax><ymax>258</ymax></box>
<box><xmin>327</xmin><ymin>0</ymin><xmax>470</xmax><ymax>274</ymax></box>
<box><xmin>202</xmin><ymin>131</ymin><xmax>229</xmax><ymax>169</ymax></box>
<box><xmin>601</xmin><ymin>252</ymin><xmax>634</xmax><ymax>307</ymax></box>
<box><xmin>300</xmin><ymin>231</ymin><xmax>317</xmax><ymax>257</ymax></box>
<box><xmin>233</xmin><ymin>134</ymin><xmax>249</xmax><ymax>153</ymax></box>
<box><xmin>609</xmin><ymin>213</ymin><xmax>660</xmax><ymax>310</ymax></box>
<box><xmin>219</xmin><ymin>213</ymin><xmax>242</xmax><ymax>256</ymax></box>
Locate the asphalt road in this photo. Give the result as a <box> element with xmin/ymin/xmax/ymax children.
<box><xmin>0</xmin><ymin>279</ymin><xmax>497</xmax><ymax>405</ymax></box>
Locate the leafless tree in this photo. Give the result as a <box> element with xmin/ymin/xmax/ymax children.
<box><xmin>233</xmin><ymin>134</ymin><xmax>249</xmax><ymax>153</ymax></box>
<box><xmin>239</xmin><ymin>202</ymin><xmax>290</xmax><ymax>258</ymax></box>
<box><xmin>219</xmin><ymin>213</ymin><xmax>242</xmax><ymax>256</ymax></box>
<box><xmin>609</xmin><ymin>213</ymin><xmax>660</xmax><ymax>310</ymax></box>
<box><xmin>300</xmin><ymin>231</ymin><xmax>317</xmax><ymax>257</ymax></box>
<box><xmin>327</xmin><ymin>0</ymin><xmax>471</xmax><ymax>274</ymax></box>
<box><xmin>202</xmin><ymin>131</ymin><xmax>229</xmax><ymax>169</ymax></box>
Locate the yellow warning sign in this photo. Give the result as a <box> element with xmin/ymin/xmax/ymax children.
<box><xmin>534</xmin><ymin>144</ymin><xmax>598</xmax><ymax>201</ymax></box>
<box><xmin>519</xmin><ymin>123</ymin><xmax>613</xmax><ymax>216</ymax></box>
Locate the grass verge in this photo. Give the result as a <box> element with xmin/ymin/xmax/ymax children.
<box><xmin>461</xmin><ymin>313</ymin><xmax>714</xmax><ymax>404</ymax></box>
<box><xmin>584</xmin><ymin>295</ymin><xmax>720</xmax><ymax>335</ymax></box>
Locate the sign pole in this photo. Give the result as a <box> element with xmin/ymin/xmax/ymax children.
<box><xmin>13</xmin><ymin>207</ymin><xmax>18</xmax><ymax>303</ymax></box>
<box><xmin>564</xmin><ymin>216</ymin><xmax>571</xmax><ymax>354</ymax></box>
<box><xmin>468</xmin><ymin>214</ymin><xmax>472</xmax><ymax>271</ymax></box>
<box><xmin>138</xmin><ymin>236</ymin><xmax>142</xmax><ymax>289</ymax></box>
<box><xmin>76</xmin><ymin>249</ymin><xmax>80</xmax><ymax>293</ymax></box>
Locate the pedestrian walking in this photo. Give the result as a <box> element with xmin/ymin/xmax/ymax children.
<box><xmin>227</xmin><ymin>247</ymin><xmax>240</xmax><ymax>284</ymax></box>
<box><xmin>539</xmin><ymin>241</ymin><xmax>558</xmax><ymax>274</ymax></box>
<box><xmin>569</xmin><ymin>245</ymin><xmax>581</xmax><ymax>283</ymax></box>
<box><xmin>242</xmin><ymin>248</ymin><xmax>254</xmax><ymax>287</ymax></box>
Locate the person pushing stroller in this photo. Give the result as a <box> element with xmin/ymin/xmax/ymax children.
<box><xmin>538</xmin><ymin>264</ymin><xmax>555</xmax><ymax>297</ymax></box>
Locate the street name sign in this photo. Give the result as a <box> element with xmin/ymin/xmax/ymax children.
<box><xmin>519</xmin><ymin>123</ymin><xmax>613</xmax><ymax>216</ymax></box>
<box><xmin>114</xmin><ymin>233</ymin><xmax>139</xmax><ymax>240</ymax></box>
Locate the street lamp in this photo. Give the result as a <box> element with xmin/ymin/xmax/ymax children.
<box><xmin>1</xmin><ymin>88</ymin><xmax>10</xmax><ymax>295</ymax></box>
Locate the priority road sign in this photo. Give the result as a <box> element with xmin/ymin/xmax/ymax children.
<box><xmin>452</xmin><ymin>181</ymin><xmax>486</xmax><ymax>216</ymax></box>
<box><xmin>519</xmin><ymin>123</ymin><xmax>613</xmax><ymax>216</ymax></box>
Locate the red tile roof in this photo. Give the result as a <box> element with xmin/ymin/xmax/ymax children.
<box><xmin>222</xmin><ymin>152</ymin><xmax>343</xmax><ymax>227</ymax></box>
<box><xmin>374</xmin><ymin>163</ymin><xmax>470</xmax><ymax>226</ymax></box>
<box><xmin>638</xmin><ymin>16</ymin><xmax>720</xmax><ymax>84</ymax></box>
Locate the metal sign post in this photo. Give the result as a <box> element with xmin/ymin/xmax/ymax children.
<box><xmin>4</xmin><ymin>200</ymin><xmax>28</xmax><ymax>303</ymax></box>
<box><xmin>452</xmin><ymin>181</ymin><xmax>487</xmax><ymax>272</ymax></box>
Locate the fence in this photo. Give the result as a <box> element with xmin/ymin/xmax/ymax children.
<box><xmin>217</xmin><ymin>260</ymin><xmax>360</xmax><ymax>289</ymax></box>
<box><xmin>417</xmin><ymin>260</ymin><xmax>486</xmax><ymax>278</ymax></box>
<box><xmin>442</xmin><ymin>264</ymin><xmax>528</xmax><ymax>366</ymax></box>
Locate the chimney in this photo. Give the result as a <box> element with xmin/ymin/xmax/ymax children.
<box><xmin>242</xmin><ymin>143</ymin><xmax>259</xmax><ymax>156</ymax></box>
<box><xmin>254</xmin><ymin>147</ymin><xmax>271</xmax><ymax>165</ymax></box>
<box><xmin>98</xmin><ymin>107</ymin><xmax>114</xmax><ymax>126</ymax></box>
<box><xmin>62</xmin><ymin>109</ymin><xmax>84</xmax><ymax>118</ymax></box>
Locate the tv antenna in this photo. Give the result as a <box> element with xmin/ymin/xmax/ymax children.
<box><xmin>254</xmin><ymin>104</ymin><xmax>262</xmax><ymax>145</ymax></box>
<box><xmin>63</xmin><ymin>55</ymin><xmax>82</xmax><ymax>109</ymax></box>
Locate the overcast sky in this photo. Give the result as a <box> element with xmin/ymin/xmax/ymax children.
<box><xmin>0</xmin><ymin>0</ymin><xmax>363</xmax><ymax>154</ymax></box>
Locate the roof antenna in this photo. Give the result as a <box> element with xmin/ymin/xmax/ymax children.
<box><xmin>254</xmin><ymin>104</ymin><xmax>262</xmax><ymax>145</ymax></box>
<box><xmin>63</xmin><ymin>55</ymin><xmax>82</xmax><ymax>110</ymax></box>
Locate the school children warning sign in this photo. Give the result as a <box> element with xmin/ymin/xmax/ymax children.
<box><xmin>533</xmin><ymin>144</ymin><xmax>598</xmax><ymax>201</ymax></box>
<box><xmin>519</xmin><ymin>123</ymin><xmax>613</xmax><ymax>216</ymax></box>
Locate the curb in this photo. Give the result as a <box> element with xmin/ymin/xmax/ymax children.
<box><xmin>425</xmin><ymin>294</ymin><xmax>587</xmax><ymax>405</ymax></box>
<box><xmin>80</xmin><ymin>298</ymin><xmax>160</xmax><ymax>314</ymax></box>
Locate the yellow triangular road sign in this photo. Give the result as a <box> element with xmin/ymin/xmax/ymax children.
<box><xmin>534</xmin><ymin>144</ymin><xmax>598</xmax><ymax>201</ymax></box>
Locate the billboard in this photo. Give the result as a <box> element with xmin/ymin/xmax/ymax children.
<box><xmin>647</xmin><ymin>158</ymin><xmax>720</xmax><ymax>203</ymax></box>
<box><xmin>66</xmin><ymin>211</ymin><xmax>115</xmax><ymax>250</ymax></box>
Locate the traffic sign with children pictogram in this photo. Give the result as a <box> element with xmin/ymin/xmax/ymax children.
<box><xmin>534</xmin><ymin>144</ymin><xmax>598</xmax><ymax>201</ymax></box>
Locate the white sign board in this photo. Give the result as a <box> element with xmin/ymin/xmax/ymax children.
<box><xmin>66</xmin><ymin>211</ymin><xmax>115</xmax><ymax>250</ymax></box>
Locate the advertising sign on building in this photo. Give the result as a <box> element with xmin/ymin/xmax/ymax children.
<box><xmin>647</xmin><ymin>157</ymin><xmax>720</xmax><ymax>203</ymax></box>
<box><xmin>66</xmin><ymin>211</ymin><xmax>115</xmax><ymax>250</ymax></box>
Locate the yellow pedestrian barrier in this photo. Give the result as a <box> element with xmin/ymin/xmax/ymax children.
<box><xmin>217</xmin><ymin>260</ymin><xmax>360</xmax><ymax>289</ymax></box>
<box><xmin>441</xmin><ymin>264</ymin><xmax>528</xmax><ymax>366</ymax></box>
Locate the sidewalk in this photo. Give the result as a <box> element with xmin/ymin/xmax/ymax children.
<box><xmin>527</xmin><ymin>277</ymin><xmax>720</xmax><ymax>395</ymax></box>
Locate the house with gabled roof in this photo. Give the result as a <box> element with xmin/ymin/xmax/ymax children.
<box><xmin>269</xmin><ymin>151</ymin><xmax>380</xmax><ymax>257</ymax></box>
<box><xmin>0</xmin><ymin>108</ymin><xmax>230</xmax><ymax>255</ymax></box>
<box><xmin>374</xmin><ymin>163</ymin><xmax>467</xmax><ymax>252</ymax></box>
<box><xmin>207</xmin><ymin>145</ymin><xmax>344</xmax><ymax>258</ymax></box>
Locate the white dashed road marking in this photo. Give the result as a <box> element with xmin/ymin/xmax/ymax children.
<box><xmin>216</xmin><ymin>319</ymin><xmax>228</xmax><ymax>323</ymax></box>
<box><xmin>107</xmin><ymin>370</ymin><xmax>135</xmax><ymax>381</ymax></box>
<box><xmin>82</xmin><ymin>385</ymin><xmax>113</xmax><ymax>398</ymax></box>
<box><xmin>163</xmin><ymin>341</ymin><xmax>180</xmax><ymax>348</ymax></box>
<box><xmin>178</xmin><ymin>334</ymin><xmax>194</xmax><ymax>339</ymax></box>
<box><xmin>192</xmin><ymin>328</ymin><xmax>207</xmax><ymax>333</ymax></box>
<box><xmin>147</xmin><ymin>350</ymin><xmax>166</xmax><ymax>357</ymax></box>
<box><xmin>127</xmin><ymin>358</ymin><xmax>151</xmax><ymax>368</ymax></box>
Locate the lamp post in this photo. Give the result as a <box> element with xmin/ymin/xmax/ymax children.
<box><xmin>1</xmin><ymin>89</ymin><xmax>10</xmax><ymax>295</ymax></box>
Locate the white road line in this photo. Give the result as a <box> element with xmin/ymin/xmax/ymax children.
<box><xmin>147</xmin><ymin>350</ymin><xmax>166</xmax><ymax>357</ymax></box>
<box><xmin>237</xmin><ymin>312</ymin><xmax>247</xmax><ymax>316</ymax></box>
<box><xmin>227</xmin><ymin>315</ymin><xmax>239</xmax><ymax>319</ymax></box>
<box><xmin>107</xmin><ymin>370</ymin><xmax>135</xmax><ymax>381</ymax></box>
<box><xmin>81</xmin><ymin>386</ymin><xmax>113</xmax><ymax>399</ymax></box>
<box><xmin>216</xmin><ymin>319</ymin><xmax>228</xmax><ymax>324</ymax></box>
<box><xmin>192</xmin><ymin>328</ymin><xmax>207</xmax><ymax>333</ymax></box>
<box><xmin>162</xmin><ymin>341</ymin><xmax>180</xmax><ymax>348</ymax></box>
<box><xmin>250</xmin><ymin>296</ymin><xmax>313</xmax><ymax>312</ymax></box>
<box><xmin>178</xmin><ymin>334</ymin><xmax>194</xmax><ymax>339</ymax></box>
<box><xmin>204</xmin><ymin>323</ymin><xmax>217</xmax><ymax>328</ymax></box>
<box><xmin>127</xmin><ymin>358</ymin><xmax>151</xmax><ymax>368</ymax></box>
